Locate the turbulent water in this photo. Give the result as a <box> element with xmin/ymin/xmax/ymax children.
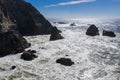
<box><xmin>0</xmin><ymin>18</ymin><xmax>120</xmax><ymax>80</ymax></box>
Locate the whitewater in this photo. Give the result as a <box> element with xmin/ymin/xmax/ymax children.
<box><xmin>0</xmin><ymin>18</ymin><xmax>120</xmax><ymax>80</ymax></box>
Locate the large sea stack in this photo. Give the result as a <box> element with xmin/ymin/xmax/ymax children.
<box><xmin>0</xmin><ymin>0</ymin><xmax>53</xmax><ymax>35</ymax></box>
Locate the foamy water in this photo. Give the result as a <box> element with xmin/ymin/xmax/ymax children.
<box><xmin>0</xmin><ymin>18</ymin><xmax>120</xmax><ymax>80</ymax></box>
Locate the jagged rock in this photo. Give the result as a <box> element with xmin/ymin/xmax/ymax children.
<box><xmin>102</xmin><ymin>30</ymin><xmax>116</xmax><ymax>37</ymax></box>
<box><xmin>56</xmin><ymin>58</ymin><xmax>74</xmax><ymax>66</ymax></box>
<box><xmin>50</xmin><ymin>27</ymin><xmax>63</xmax><ymax>41</ymax></box>
<box><xmin>21</xmin><ymin>50</ymin><xmax>37</xmax><ymax>61</ymax></box>
<box><xmin>0</xmin><ymin>0</ymin><xmax>53</xmax><ymax>35</ymax></box>
<box><xmin>0</xmin><ymin>30</ymin><xmax>30</xmax><ymax>57</ymax></box>
<box><xmin>86</xmin><ymin>25</ymin><xmax>99</xmax><ymax>36</ymax></box>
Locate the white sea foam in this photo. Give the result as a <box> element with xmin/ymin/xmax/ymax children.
<box><xmin>0</xmin><ymin>18</ymin><xmax>120</xmax><ymax>80</ymax></box>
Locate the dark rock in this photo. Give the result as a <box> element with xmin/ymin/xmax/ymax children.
<box><xmin>0</xmin><ymin>0</ymin><xmax>54</xmax><ymax>36</ymax></box>
<box><xmin>41</xmin><ymin>47</ymin><xmax>45</xmax><ymax>49</ymax></box>
<box><xmin>70</xmin><ymin>23</ymin><xmax>76</xmax><ymax>26</ymax></box>
<box><xmin>86</xmin><ymin>24</ymin><xmax>99</xmax><ymax>36</ymax></box>
<box><xmin>27</xmin><ymin>49</ymin><xmax>36</xmax><ymax>53</ymax></box>
<box><xmin>56</xmin><ymin>58</ymin><xmax>74</xmax><ymax>66</ymax></box>
<box><xmin>21</xmin><ymin>50</ymin><xmax>37</xmax><ymax>61</ymax></box>
<box><xmin>53</xmin><ymin>22</ymin><xmax>67</xmax><ymax>24</ymax></box>
<box><xmin>52</xmin><ymin>26</ymin><xmax>62</xmax><ymax>33</ymax></box>
<box><xmin>53</xmin><ymin>22</ymin><xmax>57</xmax><ymax>24</ymax></box>
<box><xmin>10</xmin><ymin>66</ymin><xmax>16</xmax><ymax>70</ymax></box>
<box><xmin>50</xmin><ymin>27</ymin><xmax>63</xmax><ymax>41</ymax></box>
<box><xmin>65</xmin><ymin>55</ymin><xmax>69</xmax><ymax>56</ymax></box>
<box><xmin>58</xmin><ymin>22</ymin><xmax>67</xmax><ymax>24</ymax></box>
<box><xmin>0</xmin><ymin>30</ymin><xmax>30</xmax><ymax>57</ymax></box>
<box><xmin>0</xmin><ymin>25</ymin><xmax>2</xmax><ymax>29</ymax></box>
<box><xmin>41</xmin><ymin>47</ymin><xmax>46</xmax><ymax>49</ymax></box>
<box><xmin>102</xmin><ymin>30</ymin><xmax>116</xmax><ymax>37</ymax></box>
<box><xmin>0</xmin><ymin>24</ymin><xmax>4</xmax><ymax>34</ymax></box>
<box><xmin>28</xmin><ymin>43</ymin><xmax>31</xmax><ymax>47</ymax></box>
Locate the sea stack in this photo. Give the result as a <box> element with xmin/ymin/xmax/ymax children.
<box><xmin>86</xmin><ymin>24</ymin><xmax>99</xmax><ymax>36</ymax></box>
<box><xmin>0</xmin><ymin>0</ymin><xmax>53</xmax><ymax>35</ymax></box>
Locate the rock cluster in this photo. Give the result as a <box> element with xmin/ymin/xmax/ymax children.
<box><xmin>0</xmin><ymin>0</ymin><xmax>63</xmax><ymax>58</ymax></box>
<box><xmin>0</xmin><ymin>30</ymin><xmax>30</xmax><ymax>57</ymax></box>
<box><xmin>86</xmin><ymin>24</ymin><xmax>116</xmax><ymax>37</ymax></box>
<box><xmin>20</xmin><ymin>50</ymin><xmax>37</xmax><ymax>61</ymax></box>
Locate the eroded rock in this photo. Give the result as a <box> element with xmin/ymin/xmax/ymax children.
<box><xmin>56</xmin><ymin>58</ymin><xmax>74</xmax><ymax>66</ymax></box>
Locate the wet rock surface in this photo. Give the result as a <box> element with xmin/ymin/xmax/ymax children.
<box><xmin>20</xmin><ymin>50</ymin><xmax>37</xmax><ymax>61</ymax></box>
<box><xmin>86</xmin><ymin>24</ymin><xmax>99</xmax><ymax>36</ymax></box>
<box><xmin>0</xmin><ymin>30</ymin><xmax>30</xmax><ymax>57</ymax></box>
<box><xmin>103</xmin><ymin>30</ymin><xmax>116</xmax><ymax>37</ymax></box>
<box><xmin>56</xmin><ymin>58</ymin><xmax>74</xmax><ymax>66</ymax></box>
<box><xmin>10</xmin><ymin>66</ymin><xmax>16</xmax><ymax>70</ymax></box>
<box><xmin>50</xmin><ymin>27</ymin><xmax>63</xmax><ymax>41</ymax></box>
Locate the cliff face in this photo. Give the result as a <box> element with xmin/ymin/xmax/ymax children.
<box><xmin>0</xmin><ymin>0</ymin><xmax>53</xmax><ymax>35</ymax></box>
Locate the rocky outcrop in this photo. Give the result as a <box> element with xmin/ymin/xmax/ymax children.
<box><xmin>50</xmin><ymin>27</ymin><xmax>63</xmax><ymax>41</ymax></box>
<box><xmin>102</xmin><ymin>30</ymin><xmax>116</xmax><ymax>37</ymax></box>
<box><xmin>0</xmin><ymin>0</ymin><xmax>53</xmax><ymax>35</ymax></box>
<box><xmin>0</xmin><ymin>30</ymin><xmax>30</xmax><ymax>57</ymax></box>
<box><xmin>86</xmin><ymin>25</ymin><xmax>99</xmax><ymax>36</ymax></box>
<box><xmin>20</xmin><ymin>50</ymin><xmax>37</xmax><ymax>61</ymax></box>
<box><xmin>56</xmin><ymin>58</ymin><xmax>74</xmax><ymax>66</ymax></box>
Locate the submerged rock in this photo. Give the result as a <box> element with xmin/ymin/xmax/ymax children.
<box><xmin>0</xmin><ymin>30</ymin><xmax>30</xmax><ymax>57</ymax></box>
<box><xmin>102</xmin><ymin>30</ymin><xmax>116</xmax><ymax>37</ymax></box>
<box><xmin>56</xmin><ymin>58</ymin><xmax>74</xmax><ymax>66</ymax></box>
<box><xmin>70</xmin><ymin>23</ymin><xmax>76</xmax><ymax>26</ymax></box>
<box><xmin>10</xmin><ymin>66</ymin><xmax>16</xmax><ymax>70</ymax></box>
<box><xmin>0</xmin><ymin>0</ymin><xmax>53</xmax><ymax>36</ymax></box>
<box><xmin>86</xmin><ymin>25</ymin><xmax>99</xmax><ymax>36</ymax></box>
<box><xmin>50</xmin><ymin>27</ymin><xmax>63</xmax><ymax>41</ymax></box>
<box><xmin>21</xmin><ymin>50</ymin><xmax>37</xmax><ymax>61</ymax></box>
<box><xmin>58</xmin><ymin>22</ymin><xmax>67</xmax><ymax>24</ymax></box>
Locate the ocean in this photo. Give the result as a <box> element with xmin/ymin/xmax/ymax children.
<box><xmin>0</xmin><ymin>18</ymin><xmax>120</xmax><ymax>80</ymax></box>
